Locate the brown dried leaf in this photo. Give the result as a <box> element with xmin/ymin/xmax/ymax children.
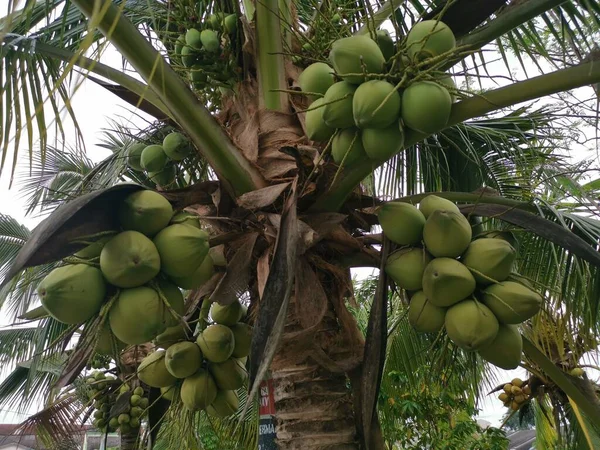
<box><xmin>256</xmin><ymin>248</ymin><xmax>271</xmax><ymax>300</ymax></box>
<box><xmin>295</xmin><ymin>258</ymin><xmax>328</xmax><ymax>329</ymax></box>
<box><xmin>237</xmin><ymin>182</ymin><xmax>291</xmax><ymax>210</ymax></box>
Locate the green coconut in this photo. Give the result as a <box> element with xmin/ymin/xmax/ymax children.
<box><xmin>170</xmin><ymin>211</ymin><xmax>201</xmax><ymax>229</ymax></box>
<box><xmin>331</xmin><ymin>127</ymin><xmax>366</xmax><ymax>165</ymax></box>
<box><xmin>405</xmin><ymin>20</ymin><xmax>456</xmax><ymax>62</ymax></box>
<box><xmin>156</xmin><ymin>279</ymin><xmax>185</xmax><ymax>327</ymax></box>
<box><xmin>298</xmin><ymin>62</ymin><xmax>336</xmax><ymax>102</ymax></box>
<box><xmin>118</xmin><ymin>190</ymin><xmax>173</xmax><ymax>237</ymax></box>
<box><xmin>482</xmin><ymin>281</ymin><xmax>542</xmax><ymax>324</ymax></box>
<box><xmin>376</xmin><ymin>29</ymin><xmax>395</xmax><ymax>61</ymax></box>
<box><xmin>163</xmin><ymin>132</ymin><xmax>191</xmax><ymax>161</ymax></box>
<box><xmin>305</xmin><ymin>98</ymin><xmax>336</xmax><ymax>142</ymax></box>
<box><xmin>385</xmin><ymin>247</ymin><xmax>431</xmax><ymax>291</ymax></box>
<box><xmin>74</xmin><ymin>236</ymin><xmax>111</xmax><ymax>259</ymax></box>
<box><xmin>96</xmin><ymin>322</ymin><xmax>126</xmax><ymax>355</ymax></box>
<box><xmin>377</xmin><ymin>202</ymin><xmax>426</xmax><ymax>245</ymax></box>
<box><xmin>190</xmin><ymin>64</ymin><xmax>208</xmax><ymax>84</ymax></box>
<box><xmin>196</xmin><ymin>324</ymin><xmax>235</xmax><ymax>363</ymax></box>
<box><xmin>423</xmin><ymin>210</ymin><xmax>472</xmax><ymax>258</ymax></box>
<box><xmin>181</xmin><ymin>45</ymin><xmax>197</xmax><ymax>68</ymax></box>
<box><xmin>170</xmin><ymin>255</ymin><xmax>214</xmax><ymax>290</ymax></box>
<box><xmin>329</xmin><ymin>36</ymin><xmax>385</xmax><ymax>84</ymax></box>
<box><xmin>401</xmin><ymin>81</ymin><xmax>452</xmax><ymax>134</ymax></box>
<box><xmin>322</xmin><ymin>81</ymin><xmax>357</xmax><ymax>129</ymax></box>
<box><xmin>180</xmin><ymin>369</ymin><xmax>217</xmax><ymax>411</ymax></box>
<box><xmin>477</xmin><ymin>324</ymin><xmax>523</xmax><ymax>370</ymax></box>
<box><xmin>201</xmin><ymin>29</ymin><xmax>220</xmax><ymax>53</ymax></box>
<box><xmin>100</xmin><ymin>231</ymin><xmax>160</xmax><ymax>288</ymax></box>
<box><xmin>154</xmin><ymin>324</ymin><xmax>190</xmax><ymax>349</ymax></box>
<box><xmin>353</xmin><ymin>80</ymin><xmax>401</xmax><ymax>129</ymax></box>
<box><xmin>37</xmin><ymin>264</ymin><xmax>106</xmax><ymax>324</ymax></box>
<box><xmin>160</xmin><ymin>386</ymin><xmax>177</xmax><ymax>401</ymax></box>
<box><xmin>210</xmin><ymin>300</ymin><xmax>245</xmax><ymax>326</ymax></box>
<box><xmin>175</xmin><ymin>34</ymin><xmax>185</xmax><ymax>56</ymax></box>
<box><xmin>153</xmin><ymin>224</ymin><xmax>209</xmax><ymax>278</ymax></box>
<box><xmin>207</xmin><ymin>389</ymin><xmax>239</xmax><ymax>418</ymax></box>
<box><xmin>141</xmin><ymin>145</ymin><xmax>168</xmax><ymax>172</ymax></box>
<box><xmin>478</xmin><ymin>230</ymin><xmax>519</xmax><ymax>252</ymax></box>
<box><xmin>422</xmin><ymin>258</ymin><xmax>476</xmax><ymax>307</ymax></box>
<box><xmin>445</xmin><ymin>299</ymin><xmax>499</xmax><ymax>351</ymax></box>
<box><xmin>230</xmin><ymin>322</ymin><xmax>252</xmax><ymax>358</ymax></box>
<box><xmin>408</xmin><ymin>290</ymin><xmax>446</xmax><ymax>333</ymax></box>
<box><xmin>126</xmin><ymin>143</ymin><xmax>146</xmax><ymax>171</ymax></box>
<box><xmin>418</xmin><ymin>195</ymin><xmax>460</xmax><ymax>218</ymax></box>
<box><xmin>224</xmin><ymin>14</ymin><xmax>237</xmax><ymax>34</ymax></box>
<box><xmin>185</xmin><ymin>28</ymin><xmax>202</xmax><ymax>50</ymax></box>
<box><xmin>109</xmin><ymin>286</ymin><xmax>169</xmax><ymax>344</ymax></box>
<box><xmin>438</xmin><ymin>74</ymin><xmax>457</xmax><ymax>102</ymax></box>
<box><xmin>461</xmin><ymin>238</ymin><xmax>516</xmax><ymax>285</ymax></box>
<box><xmin>149</xmin><ymin>165</ymin><xmax>176</xmax><ymax>188</ymax></box>
<box><xmin>137</xmin><ymin>350</ymin><xmax>178</xmax><ymax>388</ymax></box>
<box><xmin>209</xmin><ymin>13</ymin><xmax>225</xmax><ymax>29</ymax></box>
<box><xmin>208</xmin><ymin>358</ymin><xmax>248</xmax><ymax>390</ymax></box>
<box><xmin>361</xmin><ymin>122</ymin><xmax>404</xmax><ymax>162</ymax></box>
<box><xmin>165</xmin><ymin>341</ymin><xmax>203</xmax><ymax>378</ymax></box>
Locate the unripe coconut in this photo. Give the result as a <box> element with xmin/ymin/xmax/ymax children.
<box><xmin>126</xmin><ymin>143</ymin><xmax>146</xmax><ymax>171</ymax></box>
<box><xmin>408</xmin><ymin>290</ymin><xmax>446</xmax><ymax>333</ymax></box>
<box><xmin>322</xmin><ymin>81</ymin><xmax>357</xmax><ymax>129</ymax></box>
<box><xmin>163</xmin><ymin>132</ymin><xmax>191</xmax><ymax>161</ymax></box>
<box><xmin>130</xmin><ymin>395</ymin><xmax>141</xmax><ymax>406</ymax></box>
<box><xmin>197</xmin><ymin>324</ymin><xmax>235</xmax><ymax>362</ymax></box>
<box><xmin>478</xmin><ymin>230</ymin><xmax>519</xmax><ymax>252</ymax></box>
<box><xmin>462</xmin><ymin>238</ymin><xmax>516</xmax><ymax>285</ymax></box>
<box><xmin>175</xmin><ymin>34</ymin><xmax>185</xmax><ymax>55</ymax></box>
<box><xmin>376</xmin><ymin>29</ymin><xmax>395</xmax><ymax>61</ymax></box>
<box><xmin>141</xmin><ymin>145</ymin><xmax>168</xmax><ymax>172</ymax></box>
<box><xmin>377</xmin><ymin>202</ymin><xmax>425</xmax><ymax>245</ymax></box>
<box><xmin>109</xmin><ymin>286</ymin><xmax>169</xmax><ymax>344</ymax></box>
<box><xmin>181</xmin><ymin>46</ymin><xmax>197</xmax><ymax>68</ymax></box>
<box><xmin>139</xmin><ymin>397</ymin><xmax>149</xmax><ymax>408</ymax></box>
<box><xmin>207</xmin><ymin>389</ymin><xmax>239</xmax><ymax>418</ymax></box>
<box><xmin>208</xmin><ymin>358</ymin><xmax>248</xmax><ymax>390</ymax></box>
<box><xmin>165</xmin><ymin>341</ymin><xmax>203</xmax><ymax>378</ymax></box>
<box><xmin>385</xmin><ymin>247</ymin><xmax>431</xmax><ymax>291</ymax></box>
<box><xmin>37</xmin><ymin>264</ymin><xmax>106</xmax><ymax>324</ymax></box>
<box><xmin>401</xmin><ymin>81</ymin><xmax>452</xmax><ymax>134</ymax></box>
<box><xmin>160</xmin><ymin>386</ymin><xmax>176</xmax><ymax>401</ymax></box>
<box><xmin>423</xmin><ymin>210</ymin><xmax>472</xmax><ymax>258</ymax></box>
<box><xmin>155</xmin><ymin>324</ymin><xmax>190</xmax><ymax>349</ymax></box>
<box><xmin>181</xmin><ymin>369</ymin><xmax>218</xmax><ymax>411</ymax></box>
<box><xmin>185</xmin><ymin>28</ymin><xmax>202</xmax><ymax>49</ymax></box>
<box><xmin>170</xmin><ymin>211</ymin><xmax>201</xmax><ymax>229</ymax></box>
<box><xmin>108</xmin><ymin>417</ymin><xmax>119</xmax><ymax>429</ymax></box>
<box><xmin>305</xmin><ymin>98</ymin><xmax>336</xmax><ymax>142</ymax></box>
<box><xmin>422</xmin><ymin>258</ymin><xmax>476</xmax><ymax>307</ymax></box>
<box><xmin>130</xmin><ymin>418</ymin><xmax>141</xmax><ymax>428</ymax></box>
<box><xmin>331</xmin><ymin>128</ymin><xmax>366</xmax><ymax>165</ymax></box>
<box><xmin>477</xmin><ymin>324</ymin><xmax>523</xmax><ymax>370</ymax></box>
<box><xmin>149</xmin><ymin>165</ymin><xmax>176</xmax><ymax>188</ymax></box>
<box><xmin>361</xmin><ymin>122</ymin><xmax>404</xmax><ymax>161</ymax></box>
<box><xmin>137</xmin><ymin>350</ymin><xmax>177</xmax><ymax>388</ymax></box>
<box><xmin>190</xmin><ymin>64</ymin><xmax>208</xmax><ymax>84</ymax></box>
<box><xmin>153</xmin><ymin>224</ymin><xmax>209</xmax><ymax>278</ymax></box>
<box><xmin>170</xmin><ymin>254</ymin><xmax>214</xmax><ymax>290</ymax></box>
<box><xmin>298</xmin><ymin>62</ymin><xmax>336</xmax><ymax>102</ymax></box>
<box><xmin>482</xmin><ymin>281</ymin><xmax>542</xmax><ymax>324</ymax></box>
<box><xmin>230</xmin><ymin>322</ymin><xmax>252</xmax><ymax>358</ymax></box>
<box><xmin>100</xmin><ymin>231</ymin><xmax>160</xmax><ymax>288</ymax></box>
<box><xmin>210</xmin><ymin>300</ymin><xmax>245</xmax><ymax>326</ymax></box>
<box><xmin>96</xmin><ymin>322</ymin><xmax>126</xmax><ymax>355</ymax></box>
<box><xmin>201</xmin><ymin>29</ymin><xmax>220</xmax><ymax>53</ymax></box>
<box><xmin>329</xmin><ymin>36</ymin><xmax>385</xmax><ymax>84</ymax></box>
<box><xmin>445</xmin><ymin>299</ymin><xmax>499</xmax><ymax>351</ymax></box>
<box><xmin>353</xmin><ymin>80</ymin><xmax>401</xmax><ymax>129</ymax></box>
<box><xmin>438</xmin><ymin>74</ymin><xmax>457</xmax><ymax>102</ymax></box>
<box><xmin>118</xmin><ymin>190</ymin><xmax>173</xmax><ymax>237</ymax></box>
<box><xmin>224</xmin><ymin>14</ymin><xmax>237</xmax><ymax>34</ymax></box>
<box><xmin>570</xmin><ymin>368</ymin><xmax>584</xmax><ymax>377</ymax></box>
<box><xmin>156</xmin><ymin>279</ymin><xmax>184</xmax><ymax>327</ymax></box>
<box><xmin>418</xmin><ymin>195</ymin><xmax>460</xmax><ymax>218</ymax></box>
<box><xmin>74</xmin><ymin>236</ymin><xmax>111</xmax><ymax>259</ymax></box>
<box><xmin>405</xmin><ymin>20</ymin><xmax>456</xmax><ymax>62</ymax></box>
<box><xmin>134</xmin><ymin>386</ymin><xmax>144</xmax><ymax>396</ymax></box>
<box><xmin>209</xmin><ymin>13</ymin><xmax>225</xmax><ymax>30</ymax></box>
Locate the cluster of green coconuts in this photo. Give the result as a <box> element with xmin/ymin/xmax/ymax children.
<box><xmin>137</xmin><ymin>298</ymin><xmax>252</xmax><ymax>417</ymax></box>
<box><xmin>497</xmin><ymin>378</ymin><xmax>531</xmax><ymax>411</ymax></box>
<box><xmin>298</xmin><ymin>20</ymin><xmax>457</xmax><ymax>163</ymax></box>
<box><xmin>379</xmin><ymin>195</ymin><xmax>544</xmax><ymax>370</ymax></box>
<box><xmin>36</xmin><ymin>189</ymin><xmax>216</xmax><ymax>351</ymax></box>
<box><xmin>86</xmin><ymin>373</ymin><xmax>149</xmax><ymax>433</ymax></box>
<box><xmin>125</xmin><ymin>132</ymin><xmax>192</xmax><ymax>188</ymax></box>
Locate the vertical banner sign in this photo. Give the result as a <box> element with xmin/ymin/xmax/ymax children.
<box><xmin>258</xmin><ymin>378</ymin><xmax>277</xmax><ymax>450</ymax></box>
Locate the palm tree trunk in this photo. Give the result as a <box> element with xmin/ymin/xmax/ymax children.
<box><xmin>120</xmin><ymin>429</ymin><xmax>141</xmax><ymax>450</ymax></box>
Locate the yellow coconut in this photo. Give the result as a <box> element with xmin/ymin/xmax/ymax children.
<box><xmin>230</xmin><ymin>322</ymin><xmax>252</xmax><ymax>358</ymax></box>
<box><xmin>352</xmin><ymin>80</ymin><xmax>401</xmax><ymax>129</ymax></box>
<box><xmin>180</xmin><ymin>369</ymin><xmax>218</xmax><ymax>411</ymax></box>
<box><xmin>298</xmin><ymin>62</ymin><xmax>336</xmax><ymax>102</ymax></box>
<box><xmin>74</xmin><ymin>236</ymin><xmax>111</xmax><ymax>259</ymax></box>
<box><xmin>405</xmin><ymin>20</ymin><xmax>456</xmax><ymax>62</ymax></box>
<box><xmin>422</xmin><ymin>210</ymin><xmax>472</xmax><ymax>258</ymax></box>
<box><xmin>37</xmin><ymin>264</ymin><xmax>106</xmax><ymax>324</ymax></box>
<box><xmin>376</xmin><ymin>29</ymin><xmax>395</xmax><ymax>61</ymax></box>
<box><xmin>445</xmin><ymin>299</ymin><xmax>499</xmax><ymax>351</ymax></box>
<box><xmin>422</xmin><ymin>258</ymin><xmax>476</xmax><ymax>307</ymax></box>
<box><xmin>153</xmin><ymin>224</ymin><xmax>209</xmax><ymax>277</ymax></box>
<box><xmin>141</xmin><ymin>145</ymin><xmax>168</xmax><ymax>172</ymax></box>
<box><xmin>210</xmin><ymin>300</ymin><xmax>245</xmax><ymax>326</ymax></box>
<box><xmin>154</xmin><ymin>324</ymin><xmax>190</xmax><ymax>349</ymax></box>
<box><xmin>461</xmin><ymin>238</ymin><xmax>516</xmax><ymax>285</ymax></box>
<box><xmin>361</xmin><ymin>122</ymin><xmax>404</xmax><ymax>162</ymax></box>
<box><xmin>100</xmin><ymin>231</ymin><xmax>161</xmax><ymax>288</ymax></box>
<box><xmin>118</xmin><ymin>190</ymin><xmax>173</xmax><ymax>237</ymax></box>
<box><xmin>207</xmin><ymin>389</ymin><xmax>239</xmax><ymax>418</ymax></box>
<box><xmin>208</xmin><ymin>358</ymin><xmax>248</xmax><ymax>390</ymax></box>
<box><xmin>170</xmin><ymin>255</ymin><xmax>214</xmax><ymax>290</ymax></box>
<box><xmin>418</xmin><ymin>195</ymin><xmax>460</xmax><ymax>218</ymax></box>
<box><xmin>322</xmin><ymin>81</ymin><xmax>357</xmax><ymax>129</ymax></box>
<box><xmin>196</xmin><ymin>324</ymin><xmax>235</xmax><ymax>363</ymax></box>
<box><xmin>377</xmin><ymin>202</ymin><xmax>426</xmax><ymax>245</ymax></box>
<box><xmin>331</xmin><ymin>127</ymin><xmax>366</xmax><ymax>165</ymax></box>
<box><xmin>329</xmin><ymin>36</ymin><xmax>385</xmax><ymax>84</ymax></box>
<box><xmin>137</xmin><ymin>350</ymin><xmax>178</xmax><ymax>388</ymax></box>
<box><xmin>165</xmin><ymin>341</ymin><xmax>203</xmax><ymax>378</ymax></box>
<box><xmin>408</xmin><ymin>290</ymin><xmax>446</xmax><ymax>333</ymax></box>
<box><xmin>385</xmin><ymin>247</ymin><xmax>431</xmax><ymax>291</ymax></box>
<box><xmin>477</xmin><ymin>324</ymin><xmax>523</xmax><ymax>370</ymax></box>
<box><xmin>401</xmin><ymin>81</ymin><xmax>452</xmax><ymax>134</ymax></box>
<box><xmin>126</xmin><ymin>143</ymin><xmax>146</xmax><ymax>171</ymax></box>
<box><xmin>162</xmin><ymin>132</ymin><xmax>191</xmax><ymax>161</ymax></box>
<box><xmin>305</xmin><ymin>98</ymin><xmax>336</xmax><ymax>142</ymax></box>
<box><xmin>482</xmin><ymin>281</ymin><xmax>542</xmax><ymax>324</ymax></box>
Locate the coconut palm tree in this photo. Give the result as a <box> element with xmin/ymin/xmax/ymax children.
<box><xmin>0</xmin><ymin>0</ymin><xmax>600</xmax><ymax>449</ymax></box>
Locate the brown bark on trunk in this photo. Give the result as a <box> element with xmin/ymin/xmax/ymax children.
<box><xmin>120</xmin><ymin>429</ymin><xmax>141</xmax><ymax>450</ymax></box>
